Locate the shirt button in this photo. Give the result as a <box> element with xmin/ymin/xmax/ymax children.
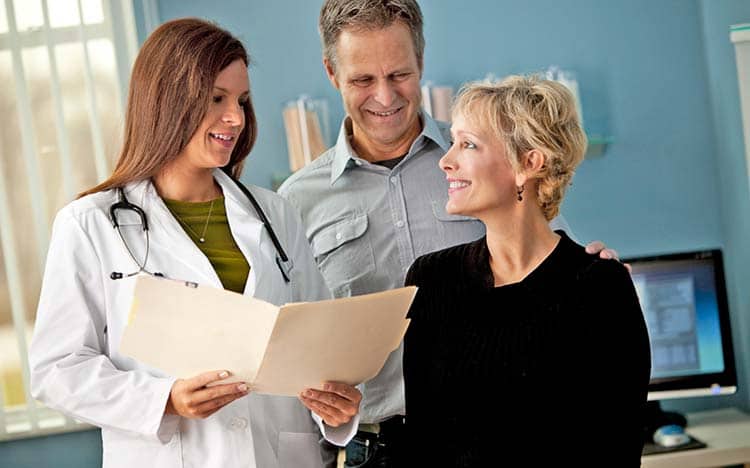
<box><xmin>390</xmin><ymin>176</ymin><xmax>397</xmax><ymax>184</ymax></box>
<box><xmin>229</xmin><ymin>417</ymin><xmax>248</xmax><ymax>430</ymax></box>
<box><xmin>395</xmin><ymin>220</ymin><xmax>405</xmax><ymax>228</ymax></box>
<box><xmin>335</xmin><ymin>232</ymin><xmax>343</xmax><ymax>240</ymax></box>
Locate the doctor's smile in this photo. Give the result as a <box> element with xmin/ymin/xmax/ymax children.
<box><xmin>209</xmin><ymin>132</ymin><xmax>237</xmax><ymax>146</ymax></box>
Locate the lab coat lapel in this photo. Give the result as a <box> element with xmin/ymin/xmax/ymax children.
<box><xmin>129</xmin><ymin>180</ymin><xmax>222</xmax><ymax>287</ymax></box>
<box><xmin>213</xmin><ymin>170</ymin><xmax>264</xmax><ymax>297</ymax></box>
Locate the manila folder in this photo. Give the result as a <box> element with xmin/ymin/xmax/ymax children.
<box><xmin>119</xmin><ymin>275</ymin><xmax>415</xmax><ymax>396</ymax></box>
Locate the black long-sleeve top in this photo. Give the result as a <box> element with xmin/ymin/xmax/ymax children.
<box><xmin>403</xmin><ymin>232</ymin><xmax>651</xmax><ymax>467</ymax></box>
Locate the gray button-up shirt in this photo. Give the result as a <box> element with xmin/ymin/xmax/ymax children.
<box><xmin>278</xmin><ymin>112</ymin><xmax>570</xmax><ymax>423</ymax></box>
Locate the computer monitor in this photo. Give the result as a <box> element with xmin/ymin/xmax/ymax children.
<box><xmin>624</xmin><ymin>249</ymin><xmax>737</xmax><ymax>433</ymax></box>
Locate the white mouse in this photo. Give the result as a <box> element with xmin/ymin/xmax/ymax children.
<box><xmin>653</xmin><ymin>424</ymin><xmax>691</xmax><ymax>447</ymax></box>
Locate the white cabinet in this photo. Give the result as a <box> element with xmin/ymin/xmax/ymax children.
<box><xmin>731</xmin><ymin>24</ymin><xmax>750</xmax><ymax>186</ymax></box>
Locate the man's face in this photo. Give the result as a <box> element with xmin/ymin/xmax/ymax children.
<box><xmin>325</xmin><ymin>22</ymin><xmax>422</xmax><ymax>161</ymax></box>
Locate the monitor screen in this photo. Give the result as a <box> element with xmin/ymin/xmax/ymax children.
<box><xmin>624</xmin><ymin>249</ymin><xmax>737</xmax><ymax>400</ymax></box>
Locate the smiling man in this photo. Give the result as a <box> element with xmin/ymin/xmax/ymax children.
<box><xmin>326</xmin><ymin>21</ymin><xmax>422</xmax><ymax>162</ymax></box>
<box><xmin>278</xmin><ymin>1</ymin><xmax>583</xmax><ymax>466</ymax></box>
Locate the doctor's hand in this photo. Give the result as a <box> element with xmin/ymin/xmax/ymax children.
<box><xmin>165</xmin><ymin>370</ymin><xmax>250</xmax><ymax>419</ymax></box>
<box><xmin>299</xmin><ymin>382</ymin><xmax>361</xmax><ymax>427</ymax></box>
<box><xmin>585</xmin><ymin>240</ymin><xmax>631</xmax><ymax>272</ymax></box>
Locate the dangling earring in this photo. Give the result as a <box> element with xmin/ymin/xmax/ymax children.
<box><xmin>516</xmin><ymin>184</ymin><xmax>525</xmax><ymax>202</ymax></box>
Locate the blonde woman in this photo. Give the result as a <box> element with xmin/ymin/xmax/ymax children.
<box><xmin>402</xmin><ymin>76</ymin><xmax>651</xmax><ymax>466</ymax></box>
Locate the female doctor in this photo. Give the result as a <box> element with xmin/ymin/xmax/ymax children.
<box><xmin>29</xmin><ymin>18</ymin><xmax>359</xmax><ymax>468</ymax></box>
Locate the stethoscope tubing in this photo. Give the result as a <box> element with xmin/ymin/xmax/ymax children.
<box><xmin>109</xmin><ymin>177</ymin><xmax>292</xmax><ymax>283</ymax></box>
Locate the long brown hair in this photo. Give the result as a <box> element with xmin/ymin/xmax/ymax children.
<box><xmin>79</xmin><ymin>18</ymin><xmax>257</xmax><ymax>198</ymax></box>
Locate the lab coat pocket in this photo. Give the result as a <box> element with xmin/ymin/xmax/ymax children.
<box><xmin>310</xmin><ymin>213</ymin><xmax>374</xmax><ymax>297</ymax></box>
<box><xmin>278</xmin><ymin>431</ymin><xmax>324</xmax><ymax>468</ymax></box>
<box><xmin>102</xmin><ymin>428</ymin><xmax>183</xmax><ymax>468</ymax></box>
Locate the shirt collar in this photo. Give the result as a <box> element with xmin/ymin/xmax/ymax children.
<box><xmin>421</xmin><ymin>111</ymin><xmax>451</xmax><ymax>153</ymax></box>
<box><xmin>329</xmin><ymin>112</ymin><xmax>452</xmax><ymax>185</ymax></box>
<box><xmin>330</xmin><ymin>118</ymin><xmax>359</xmax><ymax>184</ymax></box>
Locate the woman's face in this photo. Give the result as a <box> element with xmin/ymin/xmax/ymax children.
<box><xmin>174</xmin><ymin>59</ymin><xmax>250</xmax><ymax>172</ymax></box>
<box><xmin>439</xmin><ymin>113</ymin><xmax>518</xmax><ymax>220</ymax></box>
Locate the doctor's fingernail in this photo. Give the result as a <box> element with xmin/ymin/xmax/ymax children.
<box><xmin>218</xmin><ymin>371</ymin><xmax>229</xmax><ymax>378</ymax></box>
<box><xmin>305</xmin><ymin>390</ymin><xmax>313</xmax><ymax>397</ymax></box>
<box><xmin>237</xmin><ymin>384</ymin><xmax>248</xmax><ymax>392</ymax></box>
<box><xmin>324</xmin><ymin>383</ymin><xmax>331</xmax><ymax>390</ymax></box>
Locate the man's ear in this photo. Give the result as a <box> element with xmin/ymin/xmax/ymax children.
<box><xmin>323</xmin><ymin>58</ymin><xmax>340</xmax><ymax>89</ymax></box>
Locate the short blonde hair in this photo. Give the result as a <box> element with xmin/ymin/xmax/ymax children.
<box><xmin>452</xmin><ymin>75</ymin><xmax>587</xmax><ymax>220</ymax></box>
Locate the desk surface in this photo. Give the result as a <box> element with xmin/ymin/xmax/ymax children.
<box><xmin>641</xmin><ymin>408</ymin><xmax>750</xmax><ymax>468</ymax></box>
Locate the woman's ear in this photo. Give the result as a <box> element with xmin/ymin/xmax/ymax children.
<box><xmin>524</xmin><ymin>149</ymin><xmax>546</xmax><ymax>173</ymax></box>
<box><xmin>515</xmin><ymin>149</ymin><xmax>546</xmax><ymax>188</ymax></box>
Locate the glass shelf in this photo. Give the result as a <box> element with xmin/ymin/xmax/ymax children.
<box><xmin>585</xmin><ymin>134</ymin><xmax>613</xmax><ymax>158</ymax></box>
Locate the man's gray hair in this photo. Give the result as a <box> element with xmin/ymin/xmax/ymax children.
<box><xmin>319</xmin><ymin>0</ymin><xmax>425</xmax><ymax>72</ymax></box>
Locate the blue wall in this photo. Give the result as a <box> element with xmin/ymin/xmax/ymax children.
<box><xmin>159</xmin><ymin>0</ymin><xmax>727</xmax><ymax>255</ymax></box>
<box><xmin>3</xmin><ymin>1</ymin><xmax>749</xmax><ymax>466</ymax></box>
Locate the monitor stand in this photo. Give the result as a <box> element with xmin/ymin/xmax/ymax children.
<box><xmin>641</xmin><ymin>401</ymin><xmax>706</xmax><ymax>456</ymax></box>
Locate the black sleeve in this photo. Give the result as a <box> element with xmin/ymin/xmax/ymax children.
<box><xmin>403</xmin><ymin>256</ymin><xmax>434</xmax><ymax>429</ymax></box>
<box><xmin>404</xmin><ymin>256</ymin><xmax>423</xmax><ymax>316</ymax></box>
<box><xmin>578</xmin><ymin>259</ymin><xmax>652</xmax><ymax>465</ymax></box>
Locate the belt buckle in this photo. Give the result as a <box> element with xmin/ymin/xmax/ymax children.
<box><xmin>357</xmin><ymin>422</ymin><xmax>380</xmax><ymax>434</ymax></box>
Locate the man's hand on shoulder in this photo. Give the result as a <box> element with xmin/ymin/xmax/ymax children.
<box><xmin>585</xmin><ymin>240</ymin><xmax>632</xmax><ymax>272</ymax></box>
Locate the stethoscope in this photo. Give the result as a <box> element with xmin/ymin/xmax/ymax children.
<box><xmin>108</xmin><ymin>176</ymin><xmax>293</xmax><ymax>283</ymax></box>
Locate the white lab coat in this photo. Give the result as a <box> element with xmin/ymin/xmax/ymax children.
<box><xmin>29</xmin><ymin>169</ymin><xmax>354</xmax><ymax>468</ymax></box>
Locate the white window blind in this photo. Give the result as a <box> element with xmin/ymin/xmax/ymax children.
<box><xmin>0</xmin><ymin>0</ymin><xmax>138</xmax><ymax>441</ymax></box>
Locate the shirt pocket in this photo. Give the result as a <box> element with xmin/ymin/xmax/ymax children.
<box><xmin>429</xmin><ymin>201</ymin><xmax>484</xmax><ymax>248</ymax></box>
<box><xmin>310</xmin><ymin>213</ymin><xmax>375</xmax><ymax>297</ymax></box>
<box><xmin>278</xmin><ymin>431</ymin><xmax>324</xmax><ymax>468</ymax></box>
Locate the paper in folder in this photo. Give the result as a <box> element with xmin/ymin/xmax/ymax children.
<box><xmin>119</xmin><ymin>275</ymin><xmax>415</xmax><ymax>396</ymax></box>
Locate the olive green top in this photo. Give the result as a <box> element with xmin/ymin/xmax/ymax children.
<box><xmin>163</xmin><ymin>196</ymin><xmax>250</xmax><ymax>293</ymax></box>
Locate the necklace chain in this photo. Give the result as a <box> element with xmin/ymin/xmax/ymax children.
<box><xmin>172</xmin><ymin>198</ymin><xmax>215</xmax><ymax>243</ymax></box>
